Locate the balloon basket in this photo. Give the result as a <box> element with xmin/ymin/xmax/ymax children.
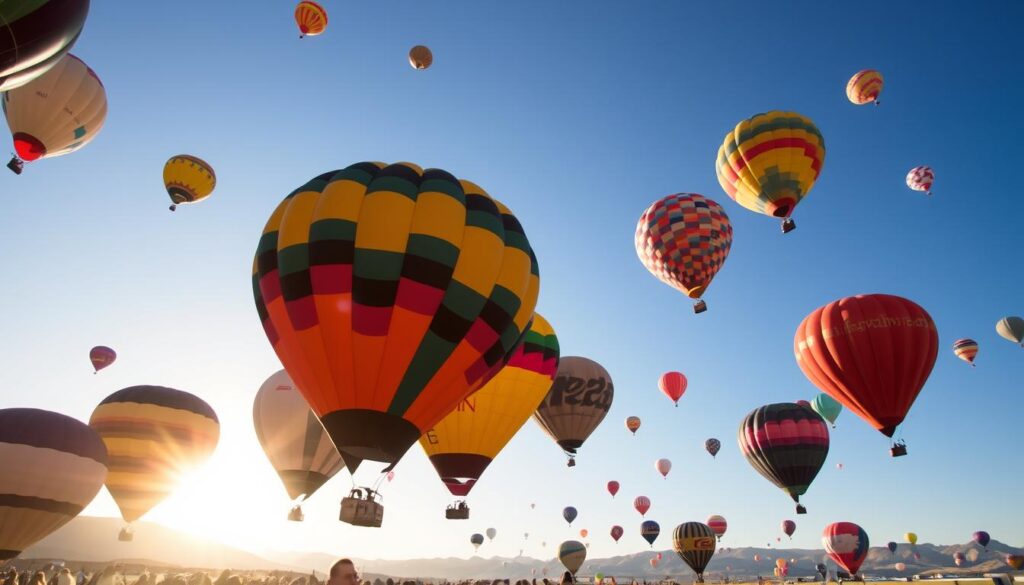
<box><xmin>118</xmin><ymin>527</ymin><xmax>134</xmax><ymax>542</ymax></box>
<box><xmin>7</xmin><ymin>158</ymin><xmax>23</xmax><ymax>175</ymax></box>
<box><xmin>567</xmin><ymin>457</ymin><xmax>576</xmax><ymax>467</ymax></box>
<box><xmin>890</xmin><ymin>443</ymin><xmax>907</xmax><ymax>457</ymax></box>
<box><xmin>445</xmin><ymin>500</ymin><xmax>470</xmax><ymax>519</ymax></box>
<box><xmin>796</xmin><ymin>504</ymin><xmax>807</xmax><ymax>514</ymax></box>
<box><xmin>693</xmin><ymin>300</ymin><xmax>707</xmax><ymax>314</ymax></box>
<box><xmin>782</xmin><ymin>218</ymin><xmax>796</xmax><ymax>233</ymax></box>
<box><xmin>288</xmin><ymin>505</ymin><xmax>304</xmax><ymax>522</ymax></box>
<box><xmin>340</xmin><ymin>488</ymin><xmax>384</xmax><ymax>527</ymax></box>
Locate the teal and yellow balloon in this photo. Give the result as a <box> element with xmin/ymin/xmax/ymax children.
<box><xmin>716</xmin><ymin>111</ymin><xmax>826</xmax><ymax>233</ymax></box>
<box><xmin>810</xmin><ymin>393</ymin><xmax>842</xmax><ymax>427</ymax></box>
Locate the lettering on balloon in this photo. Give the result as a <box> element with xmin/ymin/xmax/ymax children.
<box><xmin>455</xmin><ymin>397</ymin><xmax>476</xmax><ymax>413</ymax></box>
<box><xmin>546</xmin><ymin>375</ymin><xmax>613</xmax><ymax>411</ymax></box>
<box><xmin>424</xmin><ymin>429</ymin><xmax>438</xmax><ymax>445</ymax></box>
<box><xmin>821</xmin><ymin>317</ymin><xmax>934</xmax><ymax>340</ymax></box>
<box><xmin>686</xmin><ymin>537</ymin><xmax>716</xmax><ymax>550</ymax></box>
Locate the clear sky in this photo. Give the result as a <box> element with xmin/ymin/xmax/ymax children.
<box><xmin>2</xmin><ymin>0</ymin><xmax>1023</xmax><ymax>564</ymax></box>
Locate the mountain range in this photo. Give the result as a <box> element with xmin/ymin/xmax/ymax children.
<box><xmin>22</xmin><ymin>517</ymin><xmax>1023</xmax><ymax>580</ymax></box>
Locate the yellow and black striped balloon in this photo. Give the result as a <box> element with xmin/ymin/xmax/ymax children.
<box><xmin>673</xmin><ymin>522</ymin><xmax>717</xmax><ymax>582</ymax></box>
<box><xmin>89</xmin><ymin>386</ymin><xmax>219</xmax><ymax>524</ymax></box>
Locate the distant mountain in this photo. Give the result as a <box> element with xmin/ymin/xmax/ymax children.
<box><xmin>21</xmin><ymin>519</ymin><xmax>1024</xmax><ymax>581</ymax></box>
<box><xmin>22</xmin><ymin>516</ymin><xmax>301</xmax><ymax>572</ymax></box>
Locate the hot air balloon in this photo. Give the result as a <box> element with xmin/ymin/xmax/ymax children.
<box><xmin>846</xmin><ymin>70</ymin><xmax>884</xmax><ymax>105</ymax></box>
<box><xmin>894</xmin><ymin>563</ymin><xmax>906</xmax><ymax>572</ymax></box>
<box><xmin>996</xmin><ymin>317</ymin><xmax>1024</xmax><ymax>346</ymax></box>
<box><xmin>650</xmin><ymin>558</ymin><xmax>659</xmax><ymax>569</ymax></box>
<box><xmin>0</xmin><ymin>408</ymin><xmax>108</xmax><ymax>559</ymax></box>
<box><xmin>810</xmin><ymin>393</ymin><xmax>842</xmax><ymax>428</ymax></box>
<box><xmin>580</xmin><ymin>529</ymin><xmax>588</xmax><ymax>538</ymax></box>
<box><xmin>471</xmin><ymin>533</ymin><xmax>484</xmax><ymax>550</ymax></box>
<box><xmin>558</xmin><ymin>540</ymin><xmax>586</xmax><ymax>575</ymax></box>
<box><xmin>626</xmin><ymin>416</ymin><xmax>641</xmax><ymax>435</ymax></box>
<box><xmin>655</xmin><ymin>458</ymin><xmax>672</xmax><ymax>478</ymax></box>
<box><xmin>634</xmin><ymin>496</ymin><xmax>651</xmax><ymax>516</ymax></box>
<box><xmin>796</xmin><ymin>399</ymin><xmax>811</xmax><ymax>407</ymax></box>
<box><xmin>164</xmin><ymin>155</ymin><xmax>216</xmax><ymax>211</ymax></box>
<box><xmin>254</xmin><ymin>163</ymin><xmax>539</xmax><ymax>477</ymax></box>
<box><xmin>486</xmin><ymin>527</ymin><xmax>497</xmax><ymax>541</ymax></box>
<box><xmin>706</xmin><ymin>515</ymin><xmax>727</xmax><ymax>540</ymax></box>
<box><xmin>656</xmin><ymin>552</ymin><xmax>663</xmax><ymax>561</ymax></box>
<box><xmin>782</xmin><ymin>520</ymin><xmax>796</xmax><ymax>538</ymax></box>
<box><xmin>0</xmin><ymin>0</ymin><xmax>90</xmax><ymax>93</ymax></box>
<box><xmin>953</xmin><ymin>339</ymin><xmax>979</xmax><ymax>366</ymax></box>
<box><xmin>563</xmin><ymin>506</ymin><xmax>578</xmax><ymax>525</ymax></box>
<box><xmin>533</xmin><ymin>356</ymin><xmax>613</xmax><ymax>466</ymax></box>
<box><xmin>607</xmin><ymin>481</ymin><xmax>619</xmax><ymax>497</ymax></box>
<box><xmin>90</xmin><ymin>346</ymin><xmax>116</xmax><ymax>373</ymax></box>
<box><xmin>409</xmin><ymin>45</ymin><xmax>433</xmax><ymax>70</ymax></box>
<box><xmin>1006</xmin><ymin>555</ymin><xmax>1024</xmax><ymax>570</ymax></box>
<box><xmin>973</xmin><ymin>531</ymin><xmax>990</xmax><ymax>549</ymax></box>
<box><xmin>530</xmin><ymin>503</ymin><xmax>536</xmax><ymax>509</ymax></box>
<box><xmin>611</xmin><ymin>525</ymin><xmax>623</xmax><ymax>543</ymax></box>
<box><xmin>795</xmin><ymin>294</ymin><xmax>938</xmax><ymax>456</ymax></box>
<box><xmin>823</xmin><ymin>522</ymin><xmax>869</xmax><ymax>576</ymax></box>
<box><xmin>905</xmin><ymin>533</ymin><xmax>918</xmax><ymax>546</ymax></box>
<box><xmin>635</xmin><ymin>193</ymin><xmax>733</xmax><ymax>313</ymax></box>
<box><xmin>906</xmin><ymin>166</ymin><xmax>934</xmax><ymax>195</ymax></box>
<box><xmin>967</xmin><ymin>548</ymin><xmax>980</xmax><ymax>563</ymax></box>
<box><xmin>754</xmin><ymin>555</ymin><xmax>761</xmax><ymax>562</ymax></box>
<box><xmin>888</xmin><ymin>542</ymin><xmax>898</xmax><ymax>555</ymax></box>
<box><xmin>953</xmin><ymin>552</ymin><xmax>965</xmax><ymax>567</ymax></box>
<box><xmin>659</xmin><ymin>371</ymin><xmax>687</xmax><ymax>406</ymax></box>
<box><xmin>737</xmin><ymin>403</ymin><xmax>829</xmax><ymax>513</ymax></box>
<box><xmin>294</xmin><ymin>1</ymin><xmax>327</xmax><ymax>37</ymax></box>
<box><xmin>253</xmin><ymin>370</ymin><xmax>345</xmax><ymax>521</ymax></box>
<box><xmin>420</xmin><ymin>314</ymin><xmax>559</xmax><ymax>505</ymax></box>
<box><xmin>89</xmin><ymin>386</ymin><xmax>219</xmax><ymax>536</ymax></box>
<box><xmin>705</xmin><ymin>438</ymin><xmax>721</xmax><ymax>458</ymax></box>
<box><xmin>836</xmin><ymin>463</ymin><xmax>844</xmax><ymax>470</ymax></box>
<box><xmin>3</xmin><ymin>54</ymin><xmax>106</xmax><ymax>175</ymax></box>
<box><xmin>715</xmin><ymin>111</ymin><xmax>826</xmax><ymax>233</ymax></box>
<box><xmin>641</xmin><ymin>520</ymin><xmax>661</xmax><ymax>547</ymax></box>
<box><xmin>776</xmin><ymin>559</ymin><xmax>787</xmax><ymax>570</ymax></box>
<box><xmin>673</xmin><ymin>522</ymin><xmax>717</xmax><ymax>583</ymax></box>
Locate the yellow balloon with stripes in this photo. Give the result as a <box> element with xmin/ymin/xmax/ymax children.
<box><xmin>846</xmin><ymin>70</ymin><xmax>884</xmax><ymax>105</ymax></box>
<box><xmin>163</xmin><ymin>155</ymin><xmax>216</xmax><ymax>211</ymax></box>
<box><xmin>89</xmin><ymin>386</ymin><xmax>219</xmax><ymax>525</ymax></box>
<box><xmin>715</xmin><ymin>111</ymin><xmax>825</xmax><ymax>233</ymax></box>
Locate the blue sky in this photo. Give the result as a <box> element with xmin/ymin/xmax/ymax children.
<box><xmin>2</xmin><ymin>0</ymin><xmax>1022</xmax><ymax>562</ymax></box>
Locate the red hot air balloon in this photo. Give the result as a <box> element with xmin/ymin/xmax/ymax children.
<box><xmin>823</xmin><ymin>522</ymin><xmax>869</xmax><ymax>576</ymax></box>
<box><xmin>655</xmin><ymin>458</ymin><xmax>672</xmax><ymax>478</ymax></box>
<box><xmin>737</xmin><ymin>403</ymin><xmax>829</xmax><ymax>513</ymax></box>
<box><xmin>607</xmin><ymin>480</ymin><xmax>619</xmax><ymax>497</ymax></box>
<box><xmin>706</xmin><ymin>515</ymin><xmax>727</xmax><ymax>540</ymax></box>
<box><xmin>782</xmin><ymin>520</ymin><xmax>796</xmax><ymax>538</ymax></box>
<box><xmin>659</xmin><ymin>371</ymin><xmax>687</xmax><ymax>406</ymax></box>
<box><xmin>611</xmin><ymin>525</ymin><xmax>623</xmax><ymax>542</ymax></box>
<box><xmin>634</xmin><ymin>495</ymin><xmax>651</xmax><ymax>516</ymax></box>
<box><xmin>90</xmin><ymin>346</ymin><xmax>116</xmax><ymax>373</ymax></box>
<box><xmin>794</xmin><ymin>294</ymin><xmax>938</xmax><ymax>457</ymax></box>
<box><xmin>1006</xmin><ymin>555</ymin><xmax>1024</xmax><ymax>570</ymax></box>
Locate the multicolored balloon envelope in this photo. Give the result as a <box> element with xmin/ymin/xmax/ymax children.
<box><xmin>611</xmin><ymin>525</ymin><xmax>623</xmax><ymax>542</ymax></box>
<box><xmin>164</xmin><ymin>155</ymin><xmax>216</xmax><ymax>211</ymax></box>
<box><xmin>715</xmin><ymin>111</ymin><xmax>826</xmax><ymax>233</ymax></box>
<box><xmin>906</xmin><ymin>166</ymin><xmax>934</xmax><ymax>194</ymax></box>
<box><xmin>89</xmin><ymin>386</ymin><xmax>219</xmax><ymax>525</ymax></box>
<box><xmin>626</xmin><ymin>416</ymin><xmax>641</xmax><ymax>435</ymax></box>
<box><xmin>846</xmin><ymin>70</ymin><xmax>884</xmax><ymax>105</ymax></box>
<box><xmin>253</xmin><ymin>369</ymin><xmax>345</xmax><ymax>505</ymax></box>
<box><xmin>294</xmin><ymin>1</ymin><xmax>328</xmax><ymax>37</ymax></box>
<box><xmin>641</xmin><ymin>520</ymin><xmax>661</xmax><ymax>547</ymax></box>
<box><xmin>0</xmin><ymin>408</ymin><xmax>108</xmax><ymax>560</ymax></box>
<box><xmin>706</xmin><ymin>515</ymin><xmax>727</xmax><ymax>540</ymax></box>
<box><xmin>823</xmin><ymin>522</ymin><xmax>870</xmax><ymax>575</ymax></box>
<box><xmin>253</xmin><ymin>162</ymin><xmax>539</xmax><ymax>473</ymax></box>
<box><xmin>533</xmin><ymin>356</ymin><xmax>613</xmax><ymax>465</ymax></box>
<box><xmin>635</xmin><ymin>193</ymin><xmax>733</xmax><ymax>312</ymax></box>
<box><xmin>737</xmin><ymin>403</ymin><xmax>829</xmax><ymax>513</ymax></box>
<box><xmin>673</xmin><ymin>522</ymin><xmax>717</xmax><ymax>583</ymax></box>
<box><xmin>90</xmin><ymin>346</ymin><xmax>116</xmax><ymax>373</ymax></box>
<box><xmin>420</xmin><ymin>314</ymin><xmax>559</xmax><ymax>497</ymax></box>
<box><xmin>952</xmin><ymin>339</ymin><xmax>979</xmax><ymax>366</ymax></box>
<box><xmin>558</xmin><ymin>540</ymin><xmax>587</xmax><ymax>575</ymax></box>
<box><xmin>705</xmin><ymin>438</ymin><xmax>721</xmax><ymax>458</ymax></box>
<box><xmin>0</xmin><ymin>0</ymin><xmax>90</xmax><ymax>92</ymax></box>
<box><xmin>794</xmin><ymin>294</ymin><xmax>938</xmax><ymax>450</ymax></box>
<box><xmin>634</xmin><ymin>496</ymin><xmax>651</xmax><ymax>516</ymax></box>
<box><xmin>3</xmin><ymin>54</ymin><xmax>107</xmax><ymax>173</ymax></box>
<box><xmin>1007</xmin><ymin>555</ymin><xmax>1024</xmax><ymax>570</ymax></box>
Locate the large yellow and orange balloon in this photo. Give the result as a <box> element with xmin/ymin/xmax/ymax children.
<box><xmin>715</xmin><ymin>111</ymin><xmax>826</xmax><ymax>233</ymax></box>
<box><xmin>0</xmin><ymin>0</ymin><xmax>90</xmax><ymax>92</ymax></box>
<box><xmin>89</xmin><ymin>386</ymin><xmax>220</xmax><ymax>526</ymax></box>
<box><xmin>846</xmin><ymin>70</ymin><xmax>884</xmax><ymax>105</ymax></box>
<box><xmin>163</xmin><ymin>155</ymin><xmax>216</xmax><ymax>211</ymax></box>
<box><xmin>253</xmin><ymin>370</ymin><xmax>345</xmax><ymax>508</ymax></box>
<box><xmin>253</xmin><ymin>162</ymin><xmax>540</xmax><ymax>473</ymax></box>
<box><xmin>294</xmin><ymin>1</ymin><xmax>327</xmax><ymax>38</ymax></box>
<box><xmin>0</xmin><ymin>408</ymin><xmax>108</xmax><ymax>560</ymax></box>
<box><xmin>3</xmin><ymin>54</ymin><xmax>107</xmax><ymax>174</ymax></box>
<box><xmin>420</xmin><ymin>314</ymin><xmax>559</xmax><ymax>496</ymax></box>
